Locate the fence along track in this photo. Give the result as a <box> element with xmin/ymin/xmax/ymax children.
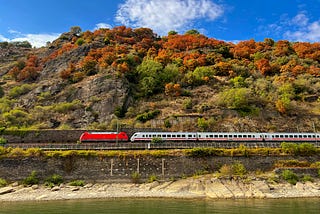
<box><xmin>4</xmin><ymin>141</ymin><xmax>320</xmax><ymax>150</ymax></box>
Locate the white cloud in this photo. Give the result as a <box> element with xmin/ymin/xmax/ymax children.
<box><xmin>291</xmin><ymin>12</ymin><xmax>309</xmax><ymax>27</ymax></box>
<box><xmin>0</xmin><ymin>34</ymin><xmax>9</xmax><ymax>42</ymax></box>
<box><xmin>0</xmin><ymin>30</ymin><xmax>60</xmax><ymax>48</ymax></box>
<box><xmin>284</xmin><ymin>13</ymin><xmax>320</xmax><ymax>42</ymax></box>
<box><xmin>262</xmin><ymin>12</ymin><xmax>320</xmax><ymax>42</ymax></box>
<box><xmin>94</xmin><ymin>23</ymin><xmax>113</xmax><ymax>30</ymax></box>
<box><xmin>11</xmin><ymin>33</ymin><xmax>60</xmax><ymax>48</ymax></box>
<box><xmin>115</xmin><ymin>0</ymin><xmax>224</xmax><ymax>35</ymax></box>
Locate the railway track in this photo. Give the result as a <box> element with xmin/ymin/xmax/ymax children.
<box><xmin>3</xmin><ymin>141</ymin><xmax>320</xmax><ymax>150</ymax></box>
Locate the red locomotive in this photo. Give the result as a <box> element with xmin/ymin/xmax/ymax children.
<box><xmin>79</xmin><ymin>131</ymin><xmax>129</xmax><ymax>142</ymax></box>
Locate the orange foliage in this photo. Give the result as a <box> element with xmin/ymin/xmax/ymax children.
<box><xmin>8</xmin><ymin>54</ymin><xmax>42</xmax><ymax>81</ymax></box>
<box><xmin>231</xmin><ymin>39</ymin><xmax>256</xmax><ymax>59</ymax></box>
<box><xmin>255</xmin><ymin>58</ymin><xmax>272</xmax><ymax>75</ymax></box>
<box><xmin>293</xmin><ymin>42</ymin><xmax>320</xmax><ymax>62</ymax></box>
<box><xmin>273</xmin><ymin>40</ymin><xmax>293</xmax><ymax>57</ymax></box>
<box><xmin>165</xmin><ymin>83</ymin><xmax>181</xmax><ymax>96</ymax></box>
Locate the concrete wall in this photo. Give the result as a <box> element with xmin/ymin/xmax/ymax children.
<box><xmin>0</xmin><ymin>155</ymin><xmax>318</xmax><ymax>183</ymax></box>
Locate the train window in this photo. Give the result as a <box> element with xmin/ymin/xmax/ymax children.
<box><xmin>303</xmin><ymin>135</ymin><xmax>307</xmax><ymax>138</ymax></box>
<box><xmin>209</xmin><ymin>135</ymin><xmax>213</xmax><ymax>138</ymax></box>
<box><xmin>172</xmin><ymin>135</ymin><xmax>176</xmax><ymax>137</ymax></box>
<box><xmin>284</xmin><ymin>135</ymin><xmax>288</xmax><ymax>138</ymax></box>
<box><xmin>239</xmin><ymin>135</ymin><xmax>242</xmax><ymax>138</ymax></box>
<box><xmin>142</xmin><ymin>135</ymin><xmax>145</xmax><ymax>137</ymax></box>
<box><xmin>224</xmin><ymin>135</ymin><xmax>228</xmax><ymax>138</ymax></box>
<box><xmin>233</xmin><ymin>135</ymin><xmax>237</xmax><ymax>138</ymax></box>
<box><xmin>219</xmin><ymin>135</ymin><xmax>223</xmax><ymax>138</ymax></box>
<box><xmin>308</xmin><ymin>135</ymin><xmax>312</xmax><ymax>138</ymax></box>
<box><xmin>182</xmin><ymin>135</ymin><xmax>185</xmax><ymax>138</ymax></box>
<box><xmin>289</xmin><ymin>135</ymin><xmax>293</xmax><ymax>138</ymax></box>
<box><xmin>188</xmin><ymin>134</ymin><xmax>192</xmax><ymax>138</ymax></box>
<box><xmin>229</xmin><ymin>135</ymin><xmax>232</xmax><ymax>138</ymax></box>
<box><xmin>248</xmin><ymin>135</ymin><xmax>251</xmax><ymax>138</ymax></box>
<box><xmin>214</xmin><ymin>135</ymin><xmax>218</xmax><ymax>138</ymax></box>
<box><xmin>177</xmin><ymin>134</ymin><xmax>181</xmax><ymax>137</ymax></box>
<box><xmin>275</xmin><ymin>135</ymin><xmax>279</xmax><ymax>138</ymax></box>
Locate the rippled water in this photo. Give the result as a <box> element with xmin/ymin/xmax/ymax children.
<box><xmin>1</xmin><ymin>198</ymin><xmax>320</xmax><ymax>214</ymax></box>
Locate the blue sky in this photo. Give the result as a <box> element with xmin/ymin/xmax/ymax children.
<box><xmin>0</xmin><ymin>0</ymin><xmax>320</xmax><ymax>47</ymax></box>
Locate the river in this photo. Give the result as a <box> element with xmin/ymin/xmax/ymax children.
<box><xmin>1</xmin><ymin>198</ymin><xmax>320</xmax><ymax>214</ymax></box>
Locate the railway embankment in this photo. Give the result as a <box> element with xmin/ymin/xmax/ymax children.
<box><xmin>0</xmin><ymin>146</ymin><xmax>320</xmax><ymax>200</ymax></box>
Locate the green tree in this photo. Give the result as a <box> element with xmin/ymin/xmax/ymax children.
<box><xmin>218</xmin><ymin>88</ymin><xmax>252</xmax><ymax>110</ymax></box>
<box><xmin>137</xmin><ymin>59</ymin><xmax>164</xmax><ymax>96</ymax></box>
<box><xmin>185</xmin><ymin>29</ymin><xmax>200</xmax><ymax>35</ymax></box>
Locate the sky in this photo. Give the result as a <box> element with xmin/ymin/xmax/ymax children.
<box><xmin>0</xmin><ymin>0</ymin><xmax>320</xmax><ymax>47</ymax></box>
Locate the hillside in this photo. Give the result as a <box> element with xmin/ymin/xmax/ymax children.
<box><xmin>0</xmin><ymin>26</ymin><xmax>319</xmax><ymax>132</ymax></box>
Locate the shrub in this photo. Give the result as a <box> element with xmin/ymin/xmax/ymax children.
<box><xmin>45</xmin><ymin>174</ymin><xmax>63</xmax><ymax>187</ymax></box>
<box><xmin>151</xmin><ymin>137</ymin><xmax>163</xmax><ymax>144</ymax></box>
<box><xmin>282</xmin><ymin>169</ymin><xmax>298</xmax><ymax>185</ymax></box>
<box><xmin>281</xmin><ymin>142</ymin><xmax>298</xmax><ymax>155</ymax></box>
<box><xmin>183</xmin><ymin>98</ymin><xmax>193</xmax><ymax>110</ymax></box>
<box><xmin>131</xmin><ymin>172</ymin><xmax>141</xmax><ymax>183</ymax></box>
<box><xmin>0</xmin><ymin>137</ymin><xmax>7</xmax><ymax>145</ymax></box>
<box><xmin>281</xmin><ymin>142</ymin><xmax>317</xmax><ymax>156</ymax></box>
<box><xmin>301</xmin><ymin>174</ymin><xmax>314</xmax><ymax>183</ymax></box>
<box><xmin>0</xmin><ymin>178</ymin><xmax>7</xmax><ymax>187</ymax></box>
<box><xmin>8</xmin><ymin>84</ymin><xmax>34</xmax><ymax>98</ymax></box>
<box><xmin>23</xmin><ymin>171</ymin><xmax>39</xmax><ymax>186</ymax></box>
<box><xmin>135</xmin><ymin>110</ymin><xmax>160</xmax><ymax>123</ymax></box>
<box><xmin>164</xmin><ymin>119</ymin><xmax>172</xmax><ymax>128</ymax></box>
<box><xmin>53</xmin><ymin>100</ymin><xmax>82</xmax><ymax>113</ymax></box>
<box><xmin>232</xmin><ymin>162</ymin><xmax>247</xmax><ymax>177</ymax></box>
<box><xmin>25</xmin><ymin>148</ymin><xmax>43</xmax><ymax>157</ymax></box>
<box><xmin>148</xmin><ymin>174</ymin><xmax>158</xmax><ymax>183</ymax></box>
<box><xmin>8</xmin><ymin>147</ymin><xmax>25</xmax><ymax>157</ymax></box>
<box><xmin>219</xmin><ymin>164</ymin><xmax>233</xmax><ymax>177</ymax></box>
<box><xmin>69</xmin><ymin>180</ymin><xmax>85</xmax><ymax>187</ymax></box>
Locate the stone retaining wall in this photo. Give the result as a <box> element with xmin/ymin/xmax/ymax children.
<box><xmin>0</xmin><ymin>155</ymin><xmax>318</xmax><ymax>183</ymax></box>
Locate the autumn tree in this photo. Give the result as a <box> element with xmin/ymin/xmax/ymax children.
<box><xmin>255</xmin><ymin>58</ymin><xmax>272</xmax><ymax>75</ymax></box>
<box><xmin>231</xmin><ymin>39</ymin><xmax>257</xmax><ymax>59</ymax></box>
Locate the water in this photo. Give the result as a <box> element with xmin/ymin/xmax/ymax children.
<box><xmin>1</xmin><ymin>198</ymin><xmax>320</xmax><ymax>214</ymax></box>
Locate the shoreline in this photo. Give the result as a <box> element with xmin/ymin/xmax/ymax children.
<box><xmin>1</xmin><ymin>176</ymin><xmax>320</xmax><ymax>202</ymax></box>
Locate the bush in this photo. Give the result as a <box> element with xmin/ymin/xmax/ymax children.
<box><xmin>282</xmin><ymin>169</ymin><xmax>298</xmax><ymax>185</ymax></box>
<box><xmin>0</xmin><ymin>137</ymin><xmax>7</xmax><ymax>145</ymax></box>
<box><xmin>136</xmin><ymin>110</ymin><xmax>160</xmax><ymax>123</ymax></box>
<box><xmin>131</xmin><ymin>172</ymin><xmax>141</xmax><ymax>183</ymax></box>
<box><xmin>0</xmin><ymin>178</ymin><xmax>7</xmax><ymax>187</ymax></box>
<box><xmin>219</xmin><ymin>164</ymin><xmax>233</xmax><ymax>177</ymax></box>
<box><xmin>281</xmin><ymin>142</ymin><xmax>317</xmax><ymax>156</ymax></box>
<box><xmin>8</xmin><ymin>84</ymin><xmax>34</xmax><ymax>98</ymax></box>
<box><xmin>148</xmin><ymin>174</ymin><xmax>158</xmax><ymax>183</ymax></box>
<box><xmin>23</xmin><ymin>171</ymin><xmax>39</xmax><ymax>186</ymax></box>
<box><xmin>151</xmin><ymin>137</ymin><xmax>163</xmax><ymax>144</ymax></box>
<box><xmin>232</xmin><ymin>162</ymin><xmax>247</xmax><ymax>177</ymax></box>
<box><xmin>25</xmin><ymin>148</ymin><xmax>43</xmax><ymax>157</ymax></box>
<box><xmin>69</xmin><ymin>180</ymin><xmax>85</xmax><ymax>187</ymax></box>
<box><xmin>301</xmin><ymin>174</ymin><xmax>313</xmax><ymax>183</ymax></box>
<box><xmin>45</xmin><ymin>174</ymin><xmax>63</xmax><ymax>187</ymax></box>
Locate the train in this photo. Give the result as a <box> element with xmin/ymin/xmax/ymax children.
<box><xmin>79</xmin><ymin>131</ymin><xmax>320</xmax><ymax>143</ymax></box>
